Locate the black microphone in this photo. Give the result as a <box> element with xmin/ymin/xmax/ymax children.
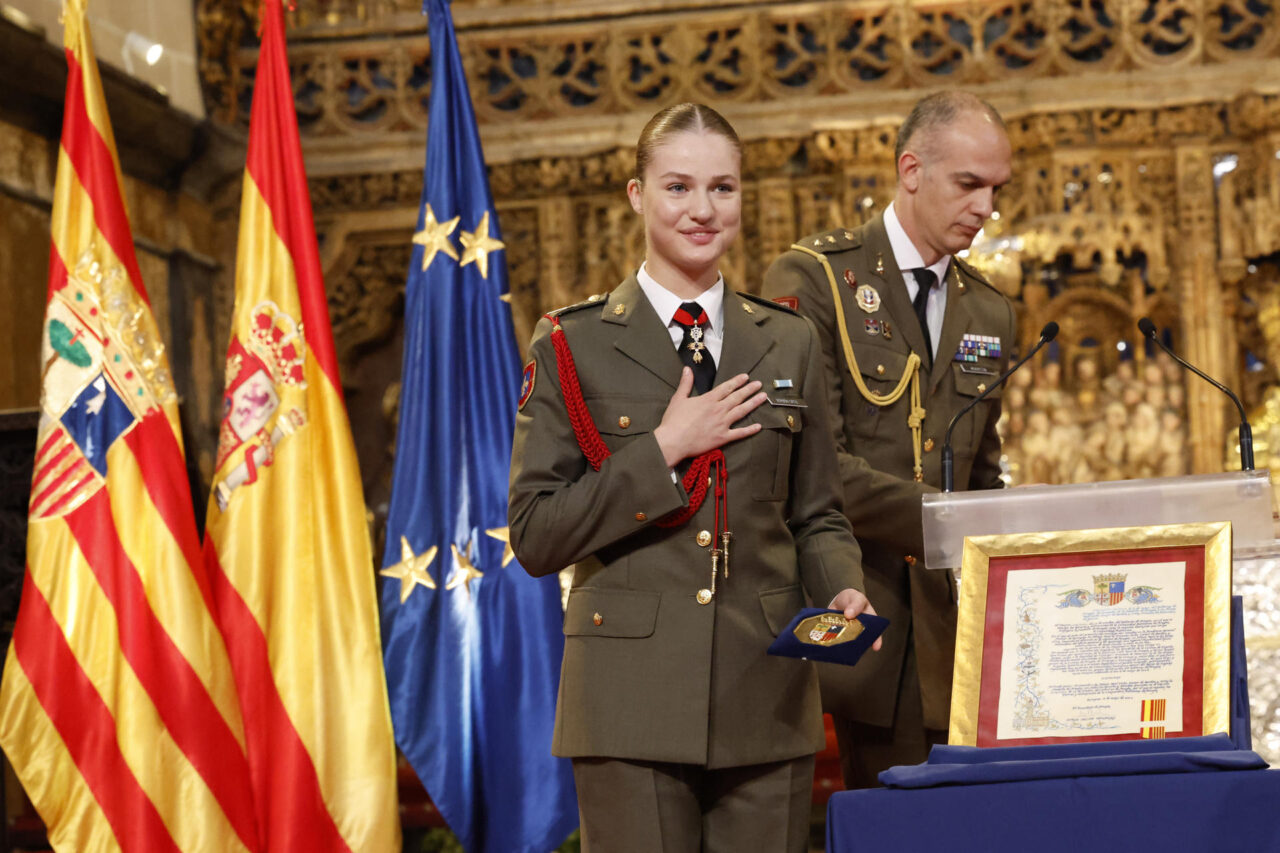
<box><xmin>1138</xmin><ymin>317</ymin><xmax>1253</xmax><ymax>471</ymax></box>
<box><xmin>942</xmin><ymin>321</ymin><xmax>1059</xmax><ymax>492</ymax></box>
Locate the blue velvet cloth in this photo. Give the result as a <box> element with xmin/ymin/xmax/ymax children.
<box><xmin>925</xmin><ymin>731</ymin><xmax>1237</xmax><ymax>764</ymax></box>
<box><xmin>881</xmin><ymin>733</ymin><xmax>1265</xmax><ymax>788</ymax></box>
<box><xmin>827</xmin><ymin>769</ymin><xmax>1280</xmax><ymax>853</ymax></box>
<box><xmin>1231</xmin><ymin>595</ymin><xmax>1252</xmax><ymax>749</ymax></box>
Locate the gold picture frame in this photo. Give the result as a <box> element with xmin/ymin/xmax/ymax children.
<box><xmin>949</xmin><ymin>521</ymin><xmax>1232</xmax><ymax>747</ymax></box>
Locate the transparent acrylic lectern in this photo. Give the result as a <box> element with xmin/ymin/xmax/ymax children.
<box><xmin>921</xmin><ymin>470</ymin><xmax>1275</xmax><ymax>570</ymax></box>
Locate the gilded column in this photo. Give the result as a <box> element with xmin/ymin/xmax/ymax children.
<box><xmin>536</xmin><ymin>195</ymin><xmax>577</xmax><ymax>313</ymax></box>
<box><xmin>1174</xmin><ymin>144</ymin><xmax>1231</xmax><ymax>473</ymax></box>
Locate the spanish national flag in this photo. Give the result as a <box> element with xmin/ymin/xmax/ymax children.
<box><xmin>201</xmin><ymin>1</ymin><xmax>400</xmax><ymax>850</ymax></box>
<box><xmin>0</xmin><ymin>1</ymin><xmax>259</xmax><ymax>850</ymax></box>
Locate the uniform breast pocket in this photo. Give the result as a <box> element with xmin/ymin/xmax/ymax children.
<box><xmin>848</xmin><ymin>344</ymin><xmax>911</xmax><ymax>440</ymax></box>
<box><xmin>951</xmin><ymin>362</ymin><xmax>1002</xmax><ymax>454</ymax></box>
<box><xmin>751</xmin><ymin>403</ymin><xmax>803</xmax><ymax>501</ymax></box>
<box><xmin>587</xmin><ymin>395</ymin><xmax>664</xmax><ymax>452</ymax></box>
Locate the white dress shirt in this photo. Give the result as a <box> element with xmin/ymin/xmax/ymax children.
<box><xmin>636</xmin><ymin>264</ymin><xmax>726</xmax><ymax>365</ymax></box>
<box><xmin>884</xmin><ymin>202</ymin><xmax>950</xmax><ymax>359</ymax></box>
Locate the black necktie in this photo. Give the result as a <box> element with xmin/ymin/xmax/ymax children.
<box><xmin>673</xmin><ymin>301</ymin><xmax>716</xmax><ymax>395</ymax></box>
<box><xmin>910</xmin><ymin>268</ymin><xmax>936</xmax><ymax>367</ymax></box>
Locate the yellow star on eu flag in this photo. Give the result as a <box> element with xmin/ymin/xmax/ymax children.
<box><xmin>413</xmin><ymin>203</ymin><xmax>460</xmax><ymax>272</ymax></box>
<box><xmin>446</xmin><ymin>541</ymin><xmax>485</xmax><ymax>595</ymax></box>
<box><xmin>486</xmin><ymin>526</ymin><xmax>516</xmax><ymax>568</ymax></box>
<box><xmin>379</xmin><ymin>535</ymin><xmax>438</xmax><ymax>603</ymax></box>
<box><xmin>459</xmin><ymin>210</ymin><xmax>505</xmax><ymax>280</ymax></box>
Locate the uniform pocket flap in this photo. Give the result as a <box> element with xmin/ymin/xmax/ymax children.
<box><xmin>853</xmin><ymin>344</ymin><xmax>910</xmax><ymax>380</ymax></box>
<box><xmin>759</xmin><ymin>584</ymin><xmax>806</xmax><ymax>636</ymax></box>
<box><xmin>752</xmin><ymin>404</ymin><xmax>803</xmax><ymax>432</ymax></box>
<box><xmin>564</xmin><ymin>588</ymin><xmax>661</xmax><ymax>638</ymax></box>
<box><xmin>952</xmin><ymin>362</ymin><xmax>1003</xmax><ymax>398</ymax></box>
<box><xmin>587</xmin><ymin>396</ymin><xmax>662</xmax><ymax>435</ymax></box>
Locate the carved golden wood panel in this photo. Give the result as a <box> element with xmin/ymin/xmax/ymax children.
<box><xmin>198</xmin><ymin>0</ymin><xmax>1280</xmax><ymax>130</ymax></box>
<box><xmin>307</xmin><ymin>96</ymin><xmax>1280</xmax><ymax>493</ymax></box>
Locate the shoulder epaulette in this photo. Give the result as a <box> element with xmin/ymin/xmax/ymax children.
<box><xmin>952</xmin><ymin>256</ymin><xmax>998</xmax><ymax>292</ymax></box>
<box><xmin>739</xmin><ymin>290</ymin><xmax>799</xmax><ymax>316</ymax></box>
<box><xmin>546</xmin><ymin>293</ymin><xmax>607</xmax><ymax>319</ymax></box>
<box><xmin>794</xmin><ymin>227</ymin><xmax>861</xmax><ymax>256</ymax></box>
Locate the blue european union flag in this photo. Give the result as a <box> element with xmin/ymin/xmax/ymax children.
<box><xmin>379</xmin><ymin>2</ymin><xmax>577</xmax><ymax>850</ymax></box>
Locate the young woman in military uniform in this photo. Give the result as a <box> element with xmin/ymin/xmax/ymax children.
<box><xmin>508</xmin><ymin>103</ymin><xmax>878</xmax><ymax>852</ymax></box>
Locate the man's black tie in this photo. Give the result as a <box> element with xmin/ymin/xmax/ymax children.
<box><xmin>910</xmin><ymin>268</ymin><xmax>936</xmax><ymax>367</ymax></box>
<box><xmin>673</xmin><ymin>301</ymin><xmax>716</xmax><ymax>395</ymax></box>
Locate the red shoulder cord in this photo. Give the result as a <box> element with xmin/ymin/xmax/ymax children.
<box><xmin>543</xmin><ymin>314</ymin><xmax>730</xmax><ymax>553</ymax></box>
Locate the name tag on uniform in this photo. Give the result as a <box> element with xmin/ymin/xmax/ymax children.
<box><xmin>957</xmin><ymin>363</ymin><xmax>998</xmax><ymax>376</ymax></box>
<box><xmin>767</xmin><ymin>395</ymin><xmax>806</xmax><ymax>407</ymax></box>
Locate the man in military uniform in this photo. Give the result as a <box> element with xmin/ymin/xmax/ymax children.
<box><xmin>762</xmin><ymin>91</ymin><xmax>1016</xmax><ymax>788</ymax></box>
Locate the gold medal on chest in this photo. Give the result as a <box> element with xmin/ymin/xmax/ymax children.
<box><xmin>855</xmin><ymin>284</ymin><xmax>881</xmax><ymax>314</ymax></box>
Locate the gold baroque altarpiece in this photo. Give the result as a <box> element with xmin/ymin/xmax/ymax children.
<box><xmin>188</xmin><ymin>0</ymin><xmax>1280</xmax><ymax>483</ymax></box>
<box><xmin>192</xmin><ymin>0</ymin><xmax>1280</xmax><ymax>485</ymax></box>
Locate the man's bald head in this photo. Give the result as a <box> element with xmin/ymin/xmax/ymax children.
<box><xmin>894</xmin><ymin>91</ymin><xmax>1007</xmax><ymax>164</ymax></box>
<box><xmin>892</xmin><ymin>91</ymin><xmax>1012</xmax><ymax>265</ymax></box>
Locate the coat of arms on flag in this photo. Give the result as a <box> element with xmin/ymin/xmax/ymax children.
<box><xmin>213</xmin><ymin>301</ymin><xmax>308</xmax><ymax>510</ymax></box>
<box><xmin>33</xmin><ymin>249</ymin><xmax>172</xmax><ymax>519</ymax></box>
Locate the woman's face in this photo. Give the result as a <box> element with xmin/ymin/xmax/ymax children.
<box><xmin>627</xmin><ymin>129</ymin><xmax>742</xmax><ymax>288</ymax></box>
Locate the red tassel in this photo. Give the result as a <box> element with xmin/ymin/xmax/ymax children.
<box><xmin>544</xmin><ymin>313</ymin><xmax>723</xmax><ymax>526</ymax></box>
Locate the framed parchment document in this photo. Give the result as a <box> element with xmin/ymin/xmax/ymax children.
<box><xmin>949</xmin><ymin>522</ymin><xmax>1232</xmax><ymax>747</ymax></box>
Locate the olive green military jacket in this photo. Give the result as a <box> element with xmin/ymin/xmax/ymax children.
<box><xmin>762</xmin><ymin>213</ymin><xmax>1016</xmax><ymax>730</ymax></box>
<box><xmin>509</xmin><ymin>274</ymin><xmax>865</xmax><ymax>769</ymax></box>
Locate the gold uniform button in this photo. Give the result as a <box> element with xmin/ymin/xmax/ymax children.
<box><xmin>924</xmin><ymin>438</ymin><xmax>935</xmax><ymax>452</ymax></box>
<box><xmin>634</xmin><ymin>512</ymin><xmax>647</xmax><ymax>522</ymax></box>
<box><xmin>904</xmin><ymin>555</ymin><xmax>917</xmax><ymax>566</ymax></box>
<box><xmin>977</xmin><ymin>382</ymin><xmax>987</xmax><ymax>393</ymax></box>
<box><xmin>697</xmin><ymin>530</ymin><xmax>712</xmax><ymax>547</ymax></box>
<box><xmin>696</xmin><ymin>589</ymin><xmax>713</xmax><ymax>605</ymax></box>
<box><xmin>592</xmin><ymin>612</ymin><xmax>603</xmax><ymax>626</ymax></box>
<box><xmin>876</xmin><ymin>364</ymin><xmax>886</xmax><ymax>375</ymax></box>
<box><xmin>786</xmin><ymin>414</ymin><xmax>795</xmax><ymax>428</ymax></box>
<box><xmin>618</xmin><ymin>415</ymin><xmax>631</xmax><ymax>429</ymax></box>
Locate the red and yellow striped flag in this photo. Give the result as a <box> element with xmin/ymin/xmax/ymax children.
<box><xmin>201</xmin><ymin>1</ymin><xmax>400</xmax><ymax>849</ymax></box>
<box><xmin>0</xmin><ymin>2</ymin><xmax>259</xmax><ymax>851</ymax></box>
